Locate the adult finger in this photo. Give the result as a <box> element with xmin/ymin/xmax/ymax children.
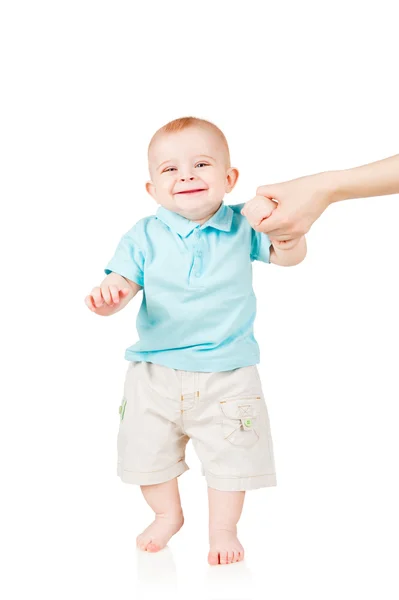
<box><xmin>256</xmin><ymin>218</ymin><xmax>287</xmax><ymax>236</ymax></box>
<box><xmin>256</xmin><ymin>183</ymin><xmax>279</xmax><ymax>199</ymax></box>
<box><xmin>256</xmin><ymin>209</ymin><xmax>307</xmax><ymax>239</ymax></box>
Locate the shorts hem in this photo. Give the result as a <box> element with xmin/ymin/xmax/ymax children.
<box><xmin>117</xmin><ymin>459</ymin><xmax>189</xmax><ymax>486</ymax></box>
<box><xmin>205</xmin><ymin>471</ymin><xmax>277</xmax><ymax>491</ymax></box>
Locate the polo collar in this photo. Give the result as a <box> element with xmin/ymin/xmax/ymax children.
<box><xmin>156</xmin><ymin>202</ymin><xmax>234</xmax><ymax>238</ymax></box>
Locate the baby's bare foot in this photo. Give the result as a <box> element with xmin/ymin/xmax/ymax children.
<box><xmin>136</xmin><ymin>512</ymin><xmax>184</xmax><ymax>553</ymax></box>
<box><xmin>208</xmin><ymin>528</ymin><xmax>244</xmax><ymax>566</ymax></box>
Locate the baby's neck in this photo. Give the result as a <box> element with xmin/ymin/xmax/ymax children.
<box><xmin>191</xmin><ymin>203</ymin><xmax>222</xmax><ymax>225</ymax></box>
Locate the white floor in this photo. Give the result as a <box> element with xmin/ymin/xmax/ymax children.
<box><xmin>117</xmin><ymin>468</ymin><xmax>399</xmax><ymax>600</ymax></box>
<box><xmin>26</xmin><ymin>447</ymin><xmax>395</xmax><ymax>600</ymax></box>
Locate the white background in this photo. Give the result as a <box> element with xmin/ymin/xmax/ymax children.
<box><xmin>1</xmin><ymin>1</ymin><xmax>398</xmax><ymax>599</ymax></box>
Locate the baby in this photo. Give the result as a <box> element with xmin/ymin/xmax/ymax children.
<box><xmin>85</xmin><ymin>117</ymin><xmax>307</xmax><ymax>566</ymax></box>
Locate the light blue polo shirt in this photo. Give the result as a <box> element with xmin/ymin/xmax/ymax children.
<box><xmin>104</xmin><ymin>202</ymin><xmax>271</xmax><ymax>372</ymax></box>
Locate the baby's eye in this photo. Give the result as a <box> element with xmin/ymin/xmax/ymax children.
<box><xmin>163</xmin><ymin>167</ymin><xmax>176</xmax><ymax>173</ymax></box>
<box><xmin>196</xmin><ymin>162</ymin><xmax>208</xmax><ymax>168</ymax></box>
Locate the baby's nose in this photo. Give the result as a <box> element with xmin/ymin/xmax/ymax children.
<box><xmin>180</xmin><ymin>175</ymin><xmax>195</xmax><ymax>181</ymax></box>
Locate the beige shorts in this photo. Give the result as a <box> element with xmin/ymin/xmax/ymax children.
<box><xmin>117</xmin><ymin>361</ymin><xmax>277</xmax><ymax>492</ymax></box>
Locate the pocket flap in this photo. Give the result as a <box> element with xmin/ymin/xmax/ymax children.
<box><xmin>220</xmin><ymin>396</ymin><xmax>261</xmax><ymax>421</ymax></box>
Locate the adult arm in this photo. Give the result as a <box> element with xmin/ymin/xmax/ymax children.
<box><xmin>255</xmin><ymin>154</ymin><xmax>399</xmax><ymax>240</ymax></box>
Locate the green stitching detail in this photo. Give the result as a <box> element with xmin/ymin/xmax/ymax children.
<box><xmin>119</xmin><ymin>398</ymin><xmax>127</xmax><ymax>421</ymax></box>
<box><xmin>121</xmin><ymin>398</ymin><xmax>127</xmax><ymax>421</ymax></box>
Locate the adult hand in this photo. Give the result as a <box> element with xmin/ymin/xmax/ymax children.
<box><xmin>255</xmin><ymin>154</ymin><xmax>399</xmax><ymax>240</ymax></box>
<box><xmin>255</xmin><ymin>172</ymin><xmax>333</xmax><ymax>241</ymax></box>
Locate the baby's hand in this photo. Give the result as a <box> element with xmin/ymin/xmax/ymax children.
<box><xmin>241</xmin><ymin>195</ymin><xmax>277</xmax><ymax>230</ymax></box>
<box><xmin>85</xmin><ymin>275</ymin><xmax>131</xmax><ymax>316</ymax></box>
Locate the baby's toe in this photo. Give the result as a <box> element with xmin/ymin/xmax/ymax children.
<box><xmin>227</xmin><ymin>550</ymin><xmax>234</xmax><ymax>564</ymax></box>
<box><xmin>208</xmin><ymin>551</ymin><xmax>220</xmax><ymax>566</ymax></box>
<box><xmin>147</xmin><ymin>541</ymin><xmax>161</xmax><ymax>553</ymax></box>
<box><xmin>136</xmin><ymin>536</ymin><xmax>145</xmax><ymax>551</ymax></box>
<box><xmin>219</xmin><ymin>550</ymin><xmax>228</xmax><ymax>565</ymax></box>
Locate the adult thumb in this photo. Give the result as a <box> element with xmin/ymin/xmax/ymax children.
<box><xmin>256</xmin><ymin>184</ymin><xmax>279</xmax><ymax>200</ymax></box>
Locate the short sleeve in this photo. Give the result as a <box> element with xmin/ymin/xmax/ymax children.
<box><xmin>250</xmin><ymin>229</ymin><xmax>272</xmax><ymax>263</ymax></box>
<box><xmin>104</xmin><ymin>230</ymin><xmax>145</xmax><ymax>287</ymax></box>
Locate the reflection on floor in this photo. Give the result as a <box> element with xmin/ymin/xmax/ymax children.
<box><xmin>136</xmin><ymin>544</ymin><xmax>253</xmax><ymax>600</ymax></box>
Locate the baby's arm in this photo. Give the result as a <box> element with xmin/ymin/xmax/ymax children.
<box><xmin>85</xmin><ymin>272</ymin><xmax>142</xmax><ymax>316</ymax></box>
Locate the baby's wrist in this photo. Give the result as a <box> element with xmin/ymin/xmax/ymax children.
<box><xmin>103</xmin><ymin>271</ymin><xmax>126</xmax><ymax>286</ymax></box>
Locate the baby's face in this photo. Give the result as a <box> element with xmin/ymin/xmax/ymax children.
<box><xmin>146</xmin><ymin>126</ymin><xmax>238</xmax><ymax>222</ymax></box>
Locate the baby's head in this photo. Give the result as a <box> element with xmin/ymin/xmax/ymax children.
<box><xmin>146</xmin><ymin>117</ymin><xmax>239</xmax><ymax>223</ymax></box>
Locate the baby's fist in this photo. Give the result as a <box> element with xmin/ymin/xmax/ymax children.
<box><xmin>241</xmin><ymin>195</ymin><xmax>276</xmax><ymax>230</ymax></box>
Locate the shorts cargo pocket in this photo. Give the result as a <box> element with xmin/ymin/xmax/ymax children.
<box><xmin>219</xmin><ymin>396</ymin><xmax>261</xmax><ymax>447</ymax></box>
<box><xmin>119</xmin><ymin>397</ymin><xmax>127</xmax><ymax>421</ymax></box>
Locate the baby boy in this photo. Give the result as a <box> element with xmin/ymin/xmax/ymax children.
<box><xmin>85</xmin><ymin>117</ymin><xmax>307</xmax><ymax>565</ymax></box>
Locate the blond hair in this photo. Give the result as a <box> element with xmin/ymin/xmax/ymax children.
<box><xmin>148</xmin><ymin>116</ymin><xmax>231</xmax><ymax>170</ymax></box>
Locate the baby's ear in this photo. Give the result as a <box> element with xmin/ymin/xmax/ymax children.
<box><xmin>225</xmin><ymin>167</ymin><xmax>239</xmax><ymax>192</ymax></box>
<box><xmin>145</xmin><ymin>181</ymin><xmax>156</xmax><ymax>200</ymax></box>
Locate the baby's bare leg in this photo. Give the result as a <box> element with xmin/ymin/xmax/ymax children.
<box><xmin>208</xmin><ymin>487</ymin><xmax>245</xmax><ymax>565</ymax></box>
<box><xmin>136</xmin><ymin>478</ymin><xmax>184</xmax><ymax>553</ymax></box>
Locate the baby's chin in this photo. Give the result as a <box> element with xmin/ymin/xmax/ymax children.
<box><xmin>172</xmin><ymin>196</ymin><xmax>224</xmax><ymax>221</ymax></box>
